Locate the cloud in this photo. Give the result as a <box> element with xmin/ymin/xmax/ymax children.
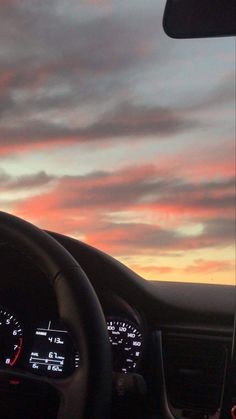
<box><xmin>131</xmin><ymin>258</ymin><xmax>235</xmax><ymax>277</ymax></box>
<box><xmin>0</xmin><ymin>0</ymin><xmax>234</xmax><ymax>285</ymax></box>
<box><xmin>202</xmin><ymin>218</ymin><xmax>235</xmax><ymax>243</ymax></box>
<box><xmin>0</xmin><ymin>0</ymin><xmax>234</xmax><ymax>160</ymax></box>
<box><xmin>0</xmin><ymin>1</ymin><xmax>163</xmax><ymax>110</ymax></box>
<box><xmin>182</xmin><ymin>71</ymin><xmax>236</xmax><ymax>112</ymax></box>
<box><xmin>205</xmin><ymin>72</ymin><xmax>235</xmax><ymax>107</ymax></box>
<box><xmin>74</xmin><ymin>101</ymin><xmax>197</xmax><ymax>139</ymax></box>
<box><xmin>0</xmin><ymin>170</ymin><xmax>55</xmax><ymax>191</ymax></box>
<box><xmin>184</xmin><ymin>259</ymin><xmax>235</xmax><ymax>274</ymax></box>
<box><xmin>9</xmin><ymin>164</ymin><xmax>234</xmax><ymax>215</ymax></box>
<box><xmin>1</xmin><ymin>162</ymin><xmax>232</xmax><ymax>255</ymax></box>
<box><xmin>0</xmin><ymin>101</ymin><xmax>199</xmax><ymax>156</ymax></box>
<box><xmin>0</xmin><ymin>0</ymin><xmax>174</xmax><ymax>155</ymax></box>
<box><xmin>83</xmin><ymin>218</ymin><xmax>235</xmax><ymax>254</ymax></box>
<box><xmin>129</xmin><ymin>264</ymin><xmax>174</xmax><ymax>275</ymax></box>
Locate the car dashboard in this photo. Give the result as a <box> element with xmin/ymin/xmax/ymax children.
<box><xmin>0</xmin><ymin>232</ymin><xmax>234</xmax><ymax>419</ymax></box>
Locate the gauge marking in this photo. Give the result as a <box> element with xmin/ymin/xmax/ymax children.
<box><xmin>0</xmin><ymin>308</ymin><xmax>23</xmax><ymax>368</ymax></box>
<box><xmin>106</xmin><ymin>317</ymin><xmax>143</xmax><ymax>373</ymax></box>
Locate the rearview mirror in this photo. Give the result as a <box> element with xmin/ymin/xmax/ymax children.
<box><xmin>163</xmin><ymin>0</ymin><xmax>236</xmax><ymax>38</ymax></box>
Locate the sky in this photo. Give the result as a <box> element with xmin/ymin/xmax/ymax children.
<box><xmin>0</xmin><ymin>0</ymin><xmax>235</xmax><ymax>285</ymax></box>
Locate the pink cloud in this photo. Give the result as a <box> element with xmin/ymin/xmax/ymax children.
<box><xmin>6</xmin><ymin>162</ymin><xmax>232</xmax><ymax>257</ymax></box>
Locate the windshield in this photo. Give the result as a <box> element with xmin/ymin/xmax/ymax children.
<box><xmin>0</xmin><ymin>0</ymin><xmax>235</xmax><ymax>285</ymax></box>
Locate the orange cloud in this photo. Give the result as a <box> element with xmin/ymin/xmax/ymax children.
<box><xmin>130</xmin><ymin>264</ymin><xmax>174</xmax><ymax>275</ymax></box>
<box><xmin>8</xmin><ymin>165</ymin><xmax>233</xmax><ymax>259</ymax></box>
<box><xmin>184</xmin><ymin>259</ymin><xmax>235</xmax><ymax>274</ymax></box>
<box><xmin>2</xmin><ymin>162</ymin><xmax>234</xmax><ymax>284</ymax></box>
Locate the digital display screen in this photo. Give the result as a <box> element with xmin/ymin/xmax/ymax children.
<box><xmin>29</xmin><ymin>321</ymin><xmax>79</xmax><ymax>377</ymax></box>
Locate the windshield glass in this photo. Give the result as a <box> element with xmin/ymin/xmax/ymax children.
<box><xmin>0</xmin><ymin>0</ymin><xmax>235</xmax><ymax>285</ymax></box>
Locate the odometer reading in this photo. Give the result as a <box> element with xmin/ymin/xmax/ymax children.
<box><xmin>0</xmin><ymin>308</ymin><xmax>23</xmax><ymax>367</ymax></box>
<box><xmin>29</xmin><ymin>321</ymin><xmax>79</xmax><ymax>377</ymax></box>
<box><xmin>107</xmin><ymin>318</ymin><xmax>143</xmax><ymax>373</ymax></box>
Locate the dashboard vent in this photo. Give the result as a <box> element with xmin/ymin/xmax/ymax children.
<box><xmin>163</xmin><ymin>336</ymin><xmax>226</xmax><ymax>413</ymax></box>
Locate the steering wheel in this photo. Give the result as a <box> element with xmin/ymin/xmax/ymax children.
<box><xmin>0</xmin><ymin>211</ymin><xmax>112</xmax><ymax>419</ymax></box>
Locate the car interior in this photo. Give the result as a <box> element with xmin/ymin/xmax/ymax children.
<box><xmin>0</xmin><ymin>1</ymin><xmax>235</xmax><ymax>419</ymax></box>
<box><xmin>0</xmin><ymin>211</ymin><xmax>235</xmax><ymax>419</ymax></box>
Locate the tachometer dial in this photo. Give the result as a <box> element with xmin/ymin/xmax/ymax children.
<box><xmin>0</xmin><ymin>308</ymin><xmax>23</xmax><ymax>367</ymax></box>
<box><xmin>107</xmin><ymin>318</ymin><xmax>143</xmax><ymax>373</ymax></box>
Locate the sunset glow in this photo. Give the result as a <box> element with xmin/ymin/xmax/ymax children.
<box><xmin>0</xmin><ymin>0</ymin><xmax>235</xmax><ymax>285</ymax></box>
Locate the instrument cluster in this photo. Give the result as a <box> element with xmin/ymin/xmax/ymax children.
<box><xmin>0</xmin><ymin>306</ymin><xmax>144</xmax><ymax>378</ymax></box>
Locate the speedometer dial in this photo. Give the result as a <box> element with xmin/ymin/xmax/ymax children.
<box><xmin>0</xmin><ymin>308</ymin><xmax>23</xmax><ymax>367</ymax></box>
<box><xmin>107</xmin><ymin>318</ymin><xmax>143</xmax><ymax>373</ymax></box>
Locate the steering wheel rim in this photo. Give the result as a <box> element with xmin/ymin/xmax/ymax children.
<box><xmin>0</xmin><ymin>211</ymin><xmax>112</xmax><ymax>419</ymax></box>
